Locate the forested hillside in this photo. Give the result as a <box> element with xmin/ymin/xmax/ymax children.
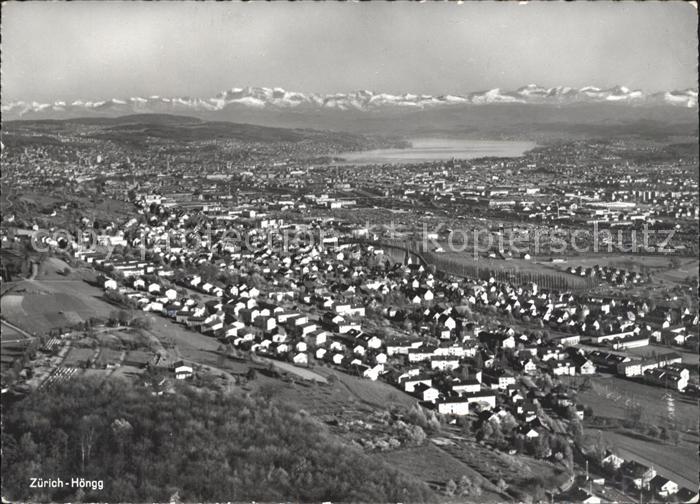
<box><xmin>1</xmin><ymin>379</ymin><xmax>434</xmax><ymax>503</ymax></box>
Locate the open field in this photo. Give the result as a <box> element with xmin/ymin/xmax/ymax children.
<box><xmin>1</xmin><ymin>268</ymin><xmax>116</xmax><ymax>335</ymax></box>
<box><xmin>2</xmin><ymin>288</ymin><xmax>104</xmax><ymax>334</ymax></box>
<box><xmin>253</xmin><ymin>376</ymin><xmax>367</xmax><ymax>415</ymax></box>
<box><xmin>313</xmin><ymin>366</ymin><xmax>416</xmax><ymax>408</ymax></box>
<box><xmin>110</xmin><ymin>365</ymin><xmax>147</xmax><ymax>381</ymax></box>
<box><xmin>547</xmin><ymin>254</ymin><xmax>698</xmax><ymax>271</ymax></box>
<box><xmin>34</xmin><ymin>257</ymin><xmax>95</xmax><ymax>282</ymax></box>
<box><xmin>16</xmin><ymin>192</ymin><xmax>64</xmax><ymax>209</ymax></box>
<box><xmin>425</xmin><ymin>246</ymin><xmax>594</xmax><ymax>291</ymax></box>
<box><xmin>62</xmin><ymin>347</ymin><xmax>97</xmax><ymax>367</ymax></box>
<box><xmin>655</xmin><ymin>259</ymin><xmax>700</xmax><ymax>284</ymax></box>
<box><xmin>253</xmin><ymin>355</ymin><xmax>328</xmax><ymax>383</ymax></box>
<box><xmin>93</xmin><ymin>329</ymin><xmax>133</xmax><ymax>348</ymax></box>
<box><xmin>621</xmin><ymin>343</ymin><xmax>699</xmax><ymax>365</ymax></box>
<box><xmin>144</xmin><ymin>316</ymin><xmax>223</xmax><ymax>356</ymax></box>
<box><xmin>567</xmin><ymin>374</ymin><xmax>698</xmax><ymax>430</ymax></box>
<box><xmin>10</xmin><ymin>191</ymin><xmax>134</xmax><ymax>224</ymax></box>
<box><xmin>81</xmin><ymin>368</ymin><xmax>113</xmax><ymax>382</ymax></box>
<box><xmin>247</xmin><ymin>365</ymin><xmax>414</xmax><ymax>417</ymax></box>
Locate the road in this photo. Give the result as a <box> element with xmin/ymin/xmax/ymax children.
<box><xmin>0</xmin><ymin>319</ymin><xmax>36</xmax><ymax>344</ymax></box>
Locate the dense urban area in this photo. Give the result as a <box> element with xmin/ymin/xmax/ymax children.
<box><xmin>1</xmin><ymin>115</ymin><xmax>698</xmax><ymax>503</ymax></box>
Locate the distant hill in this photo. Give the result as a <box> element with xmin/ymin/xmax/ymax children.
<box><xmin>2</xmin><ymin>114</ymin><xmax>403</xmax><ymax>149</ymax></box>
<box><xmin>66</xmin><ymin>113</ymin><xmax>203</xmax><ymax>126</ymax></box>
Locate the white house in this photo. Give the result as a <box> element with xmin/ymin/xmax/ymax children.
<box><xmin>363</xmin><ymin>364</ymin><xmax>384</xmax><ymax>381</ymax></box>
<box><xmin>414</xmin><ymin>384</ymin><xmax>440</xmax><ymax>402</ymax></box>
<box><xmin>293</xmin><ymin>352</ymin><xmax>308</xmax><ymax>366</ymax></box>
<box><xmin>452</xmin><ymin>380</ymin><xmax>481</xmax><ymax>395</ymax></box>
<box><xmin>430</xmin><ymin>358</ymin><xmax>460</xmax><ymax>371</ymax></box>
<box><xmin>436</xmin><ymin>391</ymin><xmax>496</xmax><ymax>414</ymax></box>
<box><xmin>174</xmin><ymin>363</ymin><xmax>193</xmax><ymax>380</ymax></box>
<box><xmin>520</xmin><ymin>359</ymin><xmax>538</xmax><ymax>375</ymax></box>
<box><xmin>650</xmin><ymin>476</ymin><xmax>679</xmax><ymax>498</ymax></box>
<box><xmin>402</xmin><ymin>376</ymin><xmax>432</xmax><ymax>393</ymax></box>
<box><xmin>578</xmin><ymin>359</ymin><xmax>597</xmax><ymax>375</ymax></box>
<box><xmin>601</xmin><ymin>451</ymin><xmax>625</xmax><ymax>470</ymax></box>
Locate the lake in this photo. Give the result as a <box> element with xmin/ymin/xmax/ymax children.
<box><xmin>337</xmin><ymin>138</ymin><xmax>536</xmax><ymax>164</ymax></box>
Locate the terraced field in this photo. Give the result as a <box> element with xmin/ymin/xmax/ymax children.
<box><xmin>378</xmin><ymin>443</ymin><xmax>506</xmax><ymax>501</ymax></box>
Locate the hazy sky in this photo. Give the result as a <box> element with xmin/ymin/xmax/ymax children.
<box><xmin>1</xmin><ymin>1</ymin><xmax>697</xmax><ymax>103</ymax></box>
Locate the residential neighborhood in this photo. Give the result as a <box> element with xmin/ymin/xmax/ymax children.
<box><xmin>1</xmin><ymin>3</ymin><xmax>698</xmax><ymax>502</ymax></box>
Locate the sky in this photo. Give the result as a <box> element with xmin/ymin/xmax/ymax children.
<box><xmin>1</xmin><ymin>1</ymin><xmax>697</xmax><ymax>103</ymax></box>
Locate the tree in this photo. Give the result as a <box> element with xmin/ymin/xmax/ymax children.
<box><xmin>457</xmin><ymin>475</ymin><xmax>482</xmax><ymax>497</ymax></box>
<box><xmin>445</xmin><ymin>479</ymin><xmax>457</xmax><ymax>496</ymax></box>
<box><xmin>513</xmin><ymin>434</ymin><xmax>526</xmax><ymax>453</ymax></box>
<box><xmin>472</xmin><ymin>352</ymin><xmax>484</xmax><ymax>370</ymax></box>
<box><xmin>326</xmin><ymin>374</ymin><xmax>338</xmax><ymax>387</ymax></box>
<box><xmin>496</xmin><ymin>479</ymin><xmax>508</xmax><ymax>492</ymax></box>
<box><xmin>425</xmin><ymin>409</ymin><xmax>441</xmax><ymax>433</ymax></box>
<box><xmin>258</xmin><ymin>383</ymin><xmax>277</xmax><ymax>401</ymax></box>
<box><xmin>130</xmin><ymin>317</ymin><xmax>151</xmax><ymax>330</ymax></box>
<box><xmin>567</xmin><ymin>418</ymin><xmax>584</xmax><ymax>445</ymax></box>
<box><xmin>538</xmin><ymin>373</ymin><xmax>554</xmax><ymax>392</ymax></box>
<box><xmin>490</xmin><ymin>423</ymin><xmax>506</xmax><ymax>449</ymax></box>
<box><xmin>78</xmin><ymin>414</ymin><xmax>102</xmax><ymax>473</ymax></box>
<box><xmin>499</xmin><ymin>412</ymin><xmax>518</xmax><ymax>434</ymax></box>
<box><xmin>522</xmin><ymin>476</ymin><xmax>545</xmax><ymax>503</ymax></box>
<box><xmin>476</xmin><ymin>421</ymin><xmax>494</xmax><ymax>442</ymax></box>
<box><xmin>405</xmin><ymin>424</ymin><xmax>426</xmax><ymax>445</ymax></box>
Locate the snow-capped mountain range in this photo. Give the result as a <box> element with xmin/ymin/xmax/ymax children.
<box><xmin>2</xmin><ymin>84</ymin><xmax>697</xmax><ymax>119</ymax></box>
